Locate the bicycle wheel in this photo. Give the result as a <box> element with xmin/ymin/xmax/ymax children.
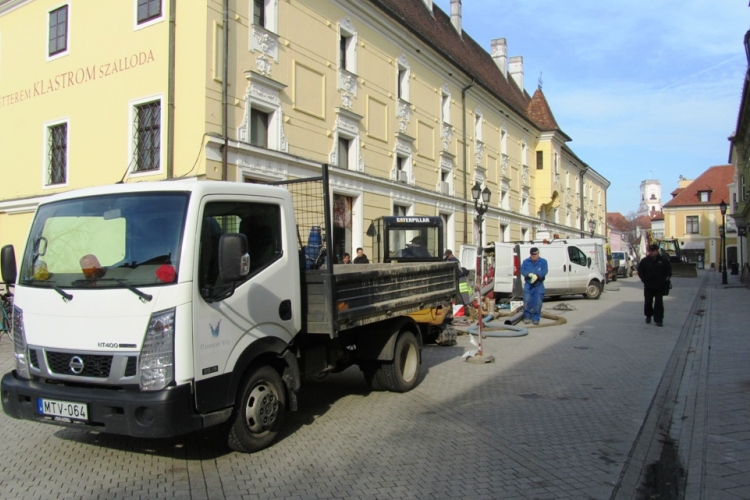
<box><xmin>1</xmin><ymin>301</ymin><xmax>11</xmax><ymax>341</ymax></box>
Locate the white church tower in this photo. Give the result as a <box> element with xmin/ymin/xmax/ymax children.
<box><xmin>637</xmin><ymin>179</ymin><xmax>662</xmax><ymax>216</ymax></box>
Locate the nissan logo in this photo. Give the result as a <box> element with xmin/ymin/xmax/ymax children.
<box><xmin>69</xmin><ymin>356</ymin><xmax>85</xmax><ymax>375</ymax></box>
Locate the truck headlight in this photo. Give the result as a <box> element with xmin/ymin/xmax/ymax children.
<box><xmin>12</xmin><ymin>306</ymin><xmax>30</xmax><ymax>380</ymax></box>
<box><xmin>139</xmin><ymin>308</ymin><xmax>175</xmax><ymax>391</ymax></box>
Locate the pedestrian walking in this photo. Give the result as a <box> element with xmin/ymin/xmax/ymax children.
<box><xmin>637</xmin><ymin>243</ymin><xmax>672</xmax><ymax>327</ymax></box>
<box><xmin>521</xmin><ymin>247</ymin><xmax>548</xmax><ymax>325</ymax></box>
<box><xmin>353</xmin><ymin>247</ymin><xmax>369</xmax><ymax>264</ymax></box>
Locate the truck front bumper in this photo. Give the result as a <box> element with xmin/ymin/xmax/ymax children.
<box><xmin>1</xmin><ymin>370</ymin><xmax>213</xmax><ymax>438</ymax></box>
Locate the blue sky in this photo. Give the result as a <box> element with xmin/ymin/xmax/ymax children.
<box><xmin>433</xmin><ymin>0</ymin><xmax>750</xmax><ymax>215</ymax></box>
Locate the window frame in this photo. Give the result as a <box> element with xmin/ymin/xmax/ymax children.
<box><xmin>134</xmin><ymin>0</ymin><xmax>164</xmax><ymax>30</ymax></box>
<box><xmin>686</xmin><ymin>215</ymin><xmax>700</xmax><ymax>234</ymax></box>
<box><xmin>338</xmin><ymin>21</ymin><xmax>357</xmax><ymax>74</ymax></box>
<box><xmin>47</xmin><ymin>4</ymin><xmax>69</xmax><ymax>60</ymax></box>
<box><xmin>129</xmin><ymin>95</ymin><xmax>164</xmax><ymax>176</ymax></box>
<box><xmin>42</xmin><ymin>118</ymin><xmax>70</xmax><ymax>189</ymax></box>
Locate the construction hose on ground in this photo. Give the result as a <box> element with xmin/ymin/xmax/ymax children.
<box><xmin>467</xmin><ymin>310</ymin><xmax>568</xmax><ymax>338</ymax></box>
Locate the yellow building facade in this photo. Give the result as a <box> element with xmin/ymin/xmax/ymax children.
<box><xmin>0</xmin><ymin>0</ymin><xmax>608</xmax><ymax>260</ymax></box>
<box><xmin>662</xmin><ymin>166</ymin><xmax>737</xmax><ymax>269</ymax></box>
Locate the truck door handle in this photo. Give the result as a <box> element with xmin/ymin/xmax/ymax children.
<box><xmin>279</xmin><ymin>300</ymin><xmax>292</xmax><ymax>321</ymax></box>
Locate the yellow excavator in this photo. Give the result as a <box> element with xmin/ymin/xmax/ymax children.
<box><xmin>645</xmin><ymin>231</ymin><xmax>698</xmax><ymax>277</ymax></box>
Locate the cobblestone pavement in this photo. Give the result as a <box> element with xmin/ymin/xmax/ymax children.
<box><xmin>1</xmin><ymin>270</ymin><xmax>739</xmax><ymax>499</ymax></box>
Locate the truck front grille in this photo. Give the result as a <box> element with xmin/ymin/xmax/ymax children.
<box><xmin>46</xmin><ymin>351</ymin><xmax>112</xmax><ymax>378</ymax></box>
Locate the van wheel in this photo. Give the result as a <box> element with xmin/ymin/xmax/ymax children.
<box><xmin>379</xmin><ymin>331</ymin><xmax>421</xmax><ymax>393</ymax></box>
<box><xmin>584</xmin><ymin>280</ymin><xmax>602</xmax><ymax>300</ymax></box>
<box><xmin>227</xmin><ymin>366</ymin><xmax>286</xmax><ymax>453</ymax></box>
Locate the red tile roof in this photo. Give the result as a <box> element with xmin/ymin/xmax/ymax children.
<box><xmin>527</xmin><ymin>88</ymin><xmax>561</xmax><ymax>133</ymax></box>
<box><xmin>662</xmin><ymin>165</ymin><xmax>734</xmax><ymax>208</ymax></box>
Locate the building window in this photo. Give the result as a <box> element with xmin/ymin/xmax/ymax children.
<box><xmin>536</xmin><ymin>151</ymin><xmax>543</xmax><ymax>170</ymax></box>
<box><xmin>338</xmin><ymin>23</ymin><xmax>356</xmax><ymax>73</ymax></box>
<box><xmin>137</xmin><ymin>0</ymin><xmax>161</xmax><ymax>24</ymax></box>
<box><xmin>441</xmin><ymin>90</ymin><xmax>451</xmax><ymax>125</ymax></box>
<box><xmin>133</xmin><ymin>100</ymin><xmax>161</xmax><ymax>172</ymax></box>
<box><xmin>46</xmin><ymin>122</ymin><xmax>67</xmax><ymax>186</ymax></box>
<box><xmin>475</xmin><ymin>110</ymin><xmax>483</xmax><ymax>143</ymax></box>
<box><xmin>253</xmin><ymin>0</ymin><xmax>265</xmax><ymax>27</ymax></box>
<box><xmin>699</xmin><ymin>191</ymin><xmax>709</xmax><ymax>202</ymax></box>
<box><xmin>396</xmin><ymin>155</ymin><xmax>410</xmax><ymax>183</ymax></box>
<box><xmin>397</xmin><ymin>62</ymin><xmax>410</xmax><ymax>101</ymax></box>
<box><xmin>48</xmin><ymin>5</ymin><xmax>68</xmax><ymax>57</ymax></box>
<box><xmin>338</xmin><ymin>137</ymin><xmax>350</xmax><ymax>169</ymax></box>
<box><xmin>250</xmin><ymin>108</ymin><xmax>269</xmax><ymax>148</ymax></box>
<box><xmin>686</xmin><ymin>215</ymin><xmax>699</xmax><ymax>234</ymax></box>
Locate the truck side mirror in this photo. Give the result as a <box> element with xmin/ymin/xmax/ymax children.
<box><xmin>1</xmin><ymin>244</ymin><xmax>17</xmax><ymax>285</ymax></box>
<box><xmin>587</xmin><ymin>256</ymin><xmax>592</xmax><ymax>268</ymax></box>
<box><xmin>218</xmin><ymin>234</ymin><xmax>250</xmax><ymax>282</ymax></box>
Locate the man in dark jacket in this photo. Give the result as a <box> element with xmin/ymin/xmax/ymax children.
<box><xmin>637</xmin><ymin>243</ymin><xmax>672</xmax><ymax>327</ymax></box>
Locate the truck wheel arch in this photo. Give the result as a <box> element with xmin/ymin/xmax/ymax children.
<box><xmin>355</xmin><ymin>317</ymin><xmax>423</xmax><ymax>361</ymax></box>
<box><xmin>195</xmin><ymin>336</ymin><xmax>299</xmax><ymax>414</ymax></box>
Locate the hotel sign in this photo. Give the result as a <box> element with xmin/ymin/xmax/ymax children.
<box><xmin>0</xmin><ymin>50</ymin><xmax>156</xmax><ymax>109</ymax></box>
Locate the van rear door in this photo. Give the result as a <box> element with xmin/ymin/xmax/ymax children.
<box><xmin>493</xmin><ymin>242</ymin><xmax>520</xmax><ymax>296</ymax></box>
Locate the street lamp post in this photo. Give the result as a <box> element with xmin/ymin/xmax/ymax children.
<box><xmin>588</xmin><ymin>219</ymin><xmax>596</xmax><ymax>238</ymax></box>
<box><xmin>471</xmin><ymin>182</ymin><xmax>491</xmax><ymax>356</ymax></box>
<box><xmin>720</xmin><ymin>200</ymin><xmax>728</xmax><ymax>285</ymax></box>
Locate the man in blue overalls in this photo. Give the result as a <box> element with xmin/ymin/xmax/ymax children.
<box><xmin>520</xmin><ymin>247</ymin><xmax>548</xmax><ymax>325</ymax></box>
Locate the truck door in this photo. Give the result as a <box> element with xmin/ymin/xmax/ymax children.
<box><xmin>192</xmin><ymin>197</ymin><xmax>297</xmax><ymax>413</ymax></box>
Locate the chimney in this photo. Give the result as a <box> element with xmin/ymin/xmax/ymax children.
<box><xmin>491</xmin><ymin>38</ymin><xmax>507</xmax><ymax>78</ymax></box>
<box><xmin>509</xmin><ymin>56</ymin><xmax>524</xmax><ymax>91</ymax></box>
<box><xmin>450</xmin><ymin>0</ymin><xmax>462</xmax><ymax>35</ymax></box>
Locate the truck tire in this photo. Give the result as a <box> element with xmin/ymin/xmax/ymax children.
<box><xmin>583</xmin><ymin>280</ymin><xmax>602</xmax><ymax>300</ymax></box>
<box><xmin>227</xmin><ymin>366</ymin><xmax>286</xmax><ymax>453</ymax></box>
<box><xmin>360</xmin><ymin>361</ymin><xmax>384</xmax><ymax>391</ymax></box>
<box><xmin>378</xmin><ymin>330</ymin><xmax>421</xmax><ymax>393</ymax></box>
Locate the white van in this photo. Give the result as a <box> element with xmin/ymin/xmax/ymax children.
<box><xmin>489</xmin><ymin>242</ymin><xmax>605</xmax><ymax>300</ymax></box>
<box><xmin>610</xmin><ymin>251</ymin><xmax>633</xmax><ymax>277</ymax></box>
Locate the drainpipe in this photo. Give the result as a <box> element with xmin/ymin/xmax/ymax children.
<box><xmin>580</xmin><ymin>166</ymin><xmax>589</xmax><ymax>237</ymax></box>
<box><xmin>221</xmin><ymin>0</ymin><xmax>229</xmax><ymax>181</ymax></box>
<box><xmin>461</xmin><ymin>79</ymin><xmax>475</xmax><ymax>243</ymax></box>
<box><xmin>166</xmin><ymin>0</ymin><xmax>176</xmax><ymax>179</ymax></box>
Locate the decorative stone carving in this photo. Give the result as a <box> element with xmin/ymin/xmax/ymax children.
<box><xmin>397</xmin><ymin>100</ymin><xmax>411</xmax><ymax>133</ymax></box>
<box><xmin>256</xmin><ymin>55</ymin><xmax>272</xmax><ymax>76</ymax></box>
<box><xmin>441</xmin><ymin>123</ymin><xmax>452</xmax><ymax>151</ymax></box>
<box><xmin>501</xmin><ymin>154</ymin><xmax>509</xmax><ymax>178</ymax></box>
<box><xmin>522</xmin><ymin>165</ymin><xmax>529</xmax><ymax>185</ymax></box>
<box><xmin>475</xmin><ymin>141</ymin><xmax>484</xmax><ymax>166</ymax></box>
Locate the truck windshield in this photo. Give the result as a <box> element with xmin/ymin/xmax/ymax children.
<box><xmin>19</xmin><ymin>192</ymin><xmax>189</xmax><ymax>289</ymax></box>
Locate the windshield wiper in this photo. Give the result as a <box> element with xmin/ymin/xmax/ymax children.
<box><xmin>52</xmin><ymin>284</ymin><xmax>73</xmax><ymax>302</ymax></box>
<box><xmin>71</xmin><ymin>278</ymin><xmax>153</xmax><ymax>303</ymax></box>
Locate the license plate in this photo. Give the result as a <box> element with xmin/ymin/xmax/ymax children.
<box><xmin>38</xmin><ymin>398</ymin><xmax>89</xmax><ymax>421</ymax></box>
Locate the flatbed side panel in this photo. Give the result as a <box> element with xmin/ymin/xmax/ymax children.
<box><xmin>301</xmin><ymin>262</ymin><xmax>458</xmax><ymax>335</ymax></box>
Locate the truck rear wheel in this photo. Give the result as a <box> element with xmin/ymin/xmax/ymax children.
<box><xmin>378</xmin><ymin>331</ymin><xmax>420</xmax><ymax>393</ymax></box>
<box><xmin>227</xmin><ymin>366</ymin><xmax>286</xmax><ymax>453</ymax></box>
<box><xmin>360</xmin><ymin>361</ymin><xmax>384</xmax><ymax>391</ymax></box>
<box><xmin>584</xmin><ymin>280</ymin><xmax>602</xmax><ymax>300</ymax></box>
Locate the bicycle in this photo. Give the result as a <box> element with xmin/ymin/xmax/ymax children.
<box><xmin>1</xmin><ymin>284</ymin><xmax>13</xmax><ymax>342</ymax></box>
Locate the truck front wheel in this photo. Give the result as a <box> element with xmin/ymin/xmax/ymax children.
<box><xmin>227</xmin><ymin>366</ymin><xmax>286</xmax><ymax>453</ymax></box>
<box><xmin>378</xmin><ymin>331</ymin><xmax>421</xmax><ymax>393</ymax></box>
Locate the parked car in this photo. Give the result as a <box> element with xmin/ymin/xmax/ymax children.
<box><xmin>611</xmin><ymin>251</ymin><xmax>633</xmax><ymax>277</ymax></box>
